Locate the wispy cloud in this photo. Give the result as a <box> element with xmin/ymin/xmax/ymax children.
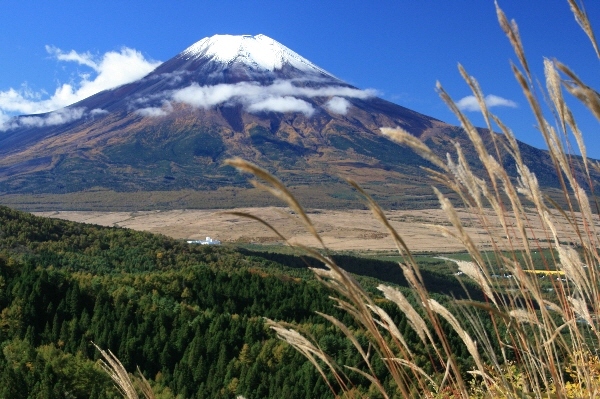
<box><xmin>456</xmin><ymin>94</ymin><xmax>518</xmax><ymax>112</ymax></box>
<box><xmin>90</xmin><ymin>108</ymin><xmax>109</xmax><ymax>116</ymax></box>
<box><xmin>172</xmin><ymin>83</ymin><xmax>248</xmax><ymax>109</ymax></box>
<box><xmin>0</xmin><ymin>110</ymin><xmax>10</xmax><ymax>127</ymax></box>
<box><xmin>247</xmin><ymin>96</ymin><xmax>314</xmax><ymax>116</ymax></box>
<box><xmin>135</xmin><ymin>102</ymin><xmax>173</xmax><ymax>117</ymax></box>
<box><xmin>0</xmin><ymin>46</ymin><xmax>161</xmax><ymax>117</ymax></box>
<box><xmin>47</xmin><ymin>46</ymin><xmax>98</xmax><ymax>69</ymax></box>
<box><xmin>325</xmin><ymin>96</ymin><xmax>351</xmax><ymax>115</ymax></box>
<box><xmin>1</xmin><ymin>107</ymin><xmax>87</xmax><ymax>130</ymax></box>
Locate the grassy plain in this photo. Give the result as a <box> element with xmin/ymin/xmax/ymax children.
<box><xmin>33</xmin><ymin>206</ymin><xmax>597</xmax><ymax>253</ymax></box>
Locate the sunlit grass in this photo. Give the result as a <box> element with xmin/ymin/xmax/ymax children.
<box><xmin>225</xmin><ymin>1</ymin><xmax>600</xmax><ymax>398</ymax></box>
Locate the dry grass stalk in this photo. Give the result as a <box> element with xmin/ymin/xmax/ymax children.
<box><xmin>93</xmin><ymin>342</ymin><xmax>139</xmax><ymax>399</ymax></box>
<box><xmin>377</xmin><ymin>284</ymin><xmax>432</xmax><ymax>346</ymax></box>
<box><xmin>265</xmin><ymin>319</ymin><xmax>348</xmax><ymax>396</ymax></box>
<box><xmin>438</xmin><ymin>257</ymin><xmax>497</xmax><ymax>307</ymax></box>
<box><xmin>566</xmin><ymin>0</ymin><xmax>600</xmax><ymax>58</ymax></box>
<box><xmin>315</xmin><ymin>311</ymin><xmax>374</xmax><ymax>368</ymax></box>
<box><xmin>428</xmin><ymin>299</ymin><xmax>485</xmax><ymax>373</ymax></box>
<box><xmin>93</xmin><ymin>342</ymin><xmax>155</xmax><ymax>399</ymax></box>
<box><xmin>225</xmin><ymin>157</ymin><xmax>326</xmax><ymax>248</ymax></box>
<box><xmin>367</xmin><ymin>303</ymin><xmax>414</xmax><ymax>356</ymax></box>
<box><xmin>495</xmin><ymin>1</ymin><xmax>531</xmax><ymax>78</ymax></box>
<box><xmin>380</xmin><ymin>127</ymin><xmax>448</xmax><ymax>172</ymax></box>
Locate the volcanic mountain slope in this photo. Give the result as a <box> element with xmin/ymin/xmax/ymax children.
<box><xmin>0</xmin><ymin>34</ymin><xmax>585</xmax><ymax>210</ymax></box>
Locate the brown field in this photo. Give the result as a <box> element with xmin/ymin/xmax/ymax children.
<box><xmin>34</xmin><ymin>207</ymin><xmax>590</xmax><ymax>253</ymax></box>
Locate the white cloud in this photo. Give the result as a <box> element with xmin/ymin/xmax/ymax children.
<box><xmin>136</xmin><ymin>107</ymin><xmax>169</xmax><ymax>117</ymax></box>
<box><xmin>90</xmin><ymin>108</ymin><xmax>108</xmax><ymax>116</ymax></box>
<box><xmin>485</xmin><ymin>95</ymin><xmax>518</xmax><ymax>108</ymax></box>
<box><xmin>456</xmin><ymin>94</ymin><xmax>517</xmax><ymax>112</ymax></box>
<box><xmin>128</xmin><ymin>92</ymin><xmax>170</xmax><ymax>110</ymax></box>
<box><xmin>325</xmin><ymin>96</ymin><xmax>351</xmax><ymax>115</ymax></box>
<box><xmin>247</xmin><ymin>96</ymin><xmax>314</xmax><ymax>116</ymax></box>
<box><xmin>135</xmin><ymin>102</ymin><xmax>173</xmax><ymax>117</ymax></box>
<box><xmin>46</xmin><ymin>46</ymin><xmax>97</xmax><ymax>70</ymax></box>
<box><xmin>149</xmin><ymin>71</ymin><xmax>186</xmax><ymax>86</ymax></box>
<box><xmin>0</xmin><ymin>110</ymin><xmax>10</xmax><ymax>126</ymax></box>
<box><xmin>168</xmin><ymin>80</ymin><xmax>374</xmax><ymax>116</ymax></box>
<box><xmin>0</xmin><ymin>46</ymin><xmax>161</xmax><ymax>117</ymax></box>
<box><xmin>1</xmin><ymin>107</ymin><xmax>86</xmax><ymax>130</ymax></box>
<box><xmin>265</xmin><ymin>80</ymin><xmax>376</xmax><ymax>99</ymax></box>
<box><xmin>172</xmin><ymin>82</ymin><xmax>248</xmax><ymax>108</ymax></box>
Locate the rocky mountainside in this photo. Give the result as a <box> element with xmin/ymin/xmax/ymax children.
<box><xmin>0</xmin><ymin>34</ymin><xmax>581</xmax><ymax>210</ymax></box>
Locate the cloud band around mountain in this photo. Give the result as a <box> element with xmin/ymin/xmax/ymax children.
<box><xmin>137</xmin><ymin>80</ymin><xmax>376</xmax><ymax>117</ymax></box>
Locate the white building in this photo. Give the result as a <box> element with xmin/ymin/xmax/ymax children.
<box><xmin>187</xmin><ymin>236</ymin><xmax>221</xmax><ymax>245</ymax></box>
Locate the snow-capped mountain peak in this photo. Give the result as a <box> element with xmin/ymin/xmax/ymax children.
<box><xmin>180</xmin><ymin>34</ymin><xmax>334</xmax><ymax>77</ymax></box>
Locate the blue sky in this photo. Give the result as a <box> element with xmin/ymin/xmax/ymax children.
<box><xmin>1</xmin><ymin>0</ymin><xmax>599</xmax><ymax>158</ymax></box>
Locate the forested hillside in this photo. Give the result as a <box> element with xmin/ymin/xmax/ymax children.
<box><xmin>0</xmin><ymin>206</ymin><xmax>477</xmax><ymax>398</ymax></box>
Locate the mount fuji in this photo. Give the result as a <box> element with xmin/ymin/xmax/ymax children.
<box><xmin>0</xmin><ymin>34</ymin><xmax>572</xmax><ymax>210</ymax></box>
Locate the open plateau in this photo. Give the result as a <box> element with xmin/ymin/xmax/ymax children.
<box><xmin>33</xmin><ymin>206</ymin><xmax>600</xmax><ymax>252</ymax></box>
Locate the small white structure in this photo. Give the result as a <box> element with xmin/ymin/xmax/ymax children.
<box><xmin>187</xmin><ymin>236</ymin><xmax>221</xmax><ymax>245</ymax></box>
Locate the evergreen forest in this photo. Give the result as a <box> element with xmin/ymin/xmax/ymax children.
<box><xmin>0</xmin><ymin>205</ymin><xmax>479</xmax><ymax>398</ymax></box>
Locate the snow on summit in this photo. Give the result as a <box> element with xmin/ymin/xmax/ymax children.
<box><xmin>181</xmin><ymin>34</ymin><xmax>334</xmax><ymax>77</ymax></box>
